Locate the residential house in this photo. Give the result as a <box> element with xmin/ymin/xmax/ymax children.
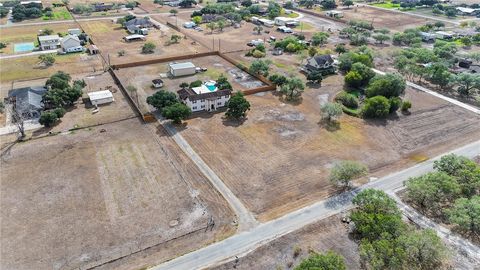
<box><xmin>420</xmin><ymin>32</ymin><xmax>436</xmax><ymax>43</ymax></box>
<box><xmin>68</xmin><ymin>28</ymin><xmax>82</xmax><ymax>36</ymax></box>
<box><xmin>302</xmin><ymin>54</ymin><xmax>335</xmax><ymax>75</ymax></box>
<box><xmin>20</xmin><ymin>0</ymin><xmax>42</xmax><ymax>8</ymax></box>
<box><xmin>177</xmin><ymin>83</ymin><xmax>231</xmax><ymax>112</ymax></box>
<box><xmin>456</xmin><ymin>7</ymin><xmax>479</xmax><ymax>16</ymax></box>
<box><xmin>7</xmin><ymin>86</ymin><xmax>47</xmax><ymax>118</ymax></box>
<box><xmin>125</xmin><ymin>18</ymin><xmax>153</xmax><ymax>34</ymax></box>
<box><xmin>92</xmin><ymin>2</ymin><xmax>114</xmax><ymax>12</ymax></box>
<box><xmin>38</xmin><ymin>35</ymin><xmax>61</xmax><ymax>50</ymax></box>
<box><xmin>61</xmin><ymin>35</ymin><xmax>83</xmax><ymax>53</ymax></box>
<box><xmin>274</xmin><ymin>17</ymin><xmax>299</xmax><ymax>26</ymax></box>
<box><xmin>325</xmin><ymin>10</ymin><xmax>344</xmax><ymax>18</ymax></box>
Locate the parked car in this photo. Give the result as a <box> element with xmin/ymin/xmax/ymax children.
<box><xmin>247</xmin><ymin>39</ymin><xmax>264</xmax><ymax>47</ymax></box>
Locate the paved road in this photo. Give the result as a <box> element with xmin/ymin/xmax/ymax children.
<box><xmin>373</xmin><ymin>68</ymin><xmax>480</xmax><ymax>115</ymax></box>
<box><xmin>0</xmin><ymin>49</ymin><xmax>58</xmax><ymax>59</ymax></box>
<box><xmin>389</xmin><ymin>191</ymin><xmax>480</xmax><ymax>264</ymax></box>
<box><xmin>151</xmin><ymin>140</ymin><xmax>480</xmax><ymax>270</ymax></box>
<box><xmin>154</xmin><ymin>112</ymin><xmax>258</xmax><ymax>231</ymax></box>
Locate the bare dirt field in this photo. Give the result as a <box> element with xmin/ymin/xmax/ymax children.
<box><xmin>0</xmin><ymin>118</ymin><xmax>235</xmax><ymax>270</ymax></box>
<box><xmin>341</xmin><ymin>6</ymin><xmax>438</xmax><ymax>32</ymax></box>
<box><xmin>210</xmin><ymin>214</ymin><xmax>360</xmax><ymax>270</ymax></box>
<box><xmin>79</xmin><ymin>19</ymin><xmax>208</xmax><ymax>65</ymax></box>
<box><xmin>0</xmin><ymin>22</ymin><xmax>80</xmax><ymax>54</ymax></box>
<box><xmin>178</xmin><ymin>74</ymin><xmax>480</xmax><ymax>222</ymax></box>
<box><xmin>114</xmin><ymin>55</ymin><xmax>265</xmax><ymax>113</ymax></box>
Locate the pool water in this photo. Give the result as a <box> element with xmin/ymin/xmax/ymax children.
<box><xmin>205</xmin><ymin>82</ymin><xmax>217</xmax><ymax>91</ymax></box>
<box><xmin>14</xmin><ymin>42</ymin><xmax>35</xmax><ymax>53</ymax></box>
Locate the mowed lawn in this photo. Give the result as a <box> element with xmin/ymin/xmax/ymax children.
<box><xmin>42</xmin><ymin>7</ymin><xmax>73</xmax><ymax>20</ymax></box>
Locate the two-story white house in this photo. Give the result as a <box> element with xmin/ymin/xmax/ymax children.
<box><xmin>38</xmin><ymin>35</ymin><xmax>61</xmax><ymax>50</ymax></box>
<box><xmin>177</xmin><ymin>81</ymin><xmax>231</xmax><ymax>112</ymax></box>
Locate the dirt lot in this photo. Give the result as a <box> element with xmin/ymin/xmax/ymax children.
<box><xmin>177</xmin><ymin>74</ymin><xmax>480</xmax><ymax>222</ymax></box>
<box><xmin>0</xmin><ymin>118</ymin><xmax>235</xmax><ymax>270</ymax></box>
<box><xmin>0</xmin><ymin>22</ymin><xmax>79</xmax><ymax>54</ymax></box>
<box><xmin>0</xmin><ymin>53</ymin><xmax>104</xmax><ymax>95</ymax></box>
<box><xmin>79</xmin><ymin>19</ymin><xmax>208</xmax><ymax>65</ymax></box>
<box><xmin>210</xmin><ymin>214</ymin><xmax>360</xmax><ymax>270</ymax></box>
<box><xmin>341</xmin><ymin>6</ymin><xmax>440</xmax><ymax>32</ymax></box>
<box><xmin>114</xmin><ymin>55</ymin><xmax>265</xmax><ymax>113</ymax></box>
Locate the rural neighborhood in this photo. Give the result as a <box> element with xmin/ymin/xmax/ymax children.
<box><xmin>0</xmin><ymin>0</ymin><xmax>479</xmax><ymax>269</ymax></box>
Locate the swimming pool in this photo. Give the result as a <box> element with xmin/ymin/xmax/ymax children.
<box><xmin>205</xmin><ymin>81</ymin><xmax>217</xmax><ymax>91</ymax></box>
<box><xmin>14</xmin><ymin>42</ymin><xmax>35</xmax><ymax>53</ymax></box>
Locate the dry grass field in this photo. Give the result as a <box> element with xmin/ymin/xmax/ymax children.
<box><xmin>209</xmin><ymin>214</ymin><xmax>360</xmax><ymax>270</ymax></box>
<box><xmin>79</xmin><ymin>19</ymin><xmax>208</xmax><ymax>65</ymax></box>
<box><xmin>0</xmin><ymin>118</ymin><xmax>235</xmax><ymax>270</ymax></box>
<box><xmin>178</xmin><ymin>74</ymin><xmax>480</xmax><ymax>221</ymax></box>
<box><xmin>341</xmin><ymin>6</ymin><xmax>441</xmax><ymax>31</ymax></box>
<box><xmin>114</xmin><ymin>55</ymin><xmax>265</xmax><ymax>113</ymax></box>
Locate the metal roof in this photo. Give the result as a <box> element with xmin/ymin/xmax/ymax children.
<box><xmin>38</xmin><ymin>35</ymin><xmax>60</xmax><ymax>42</ymax></box>
<box><xmin>169</xmin><ymin>62</ymin><xmax>196</xmax><ymax>70</ymax></box>
<box><xmin>88</xmin><ymin>90</ymin><xmax>113</xmax><ymax>101</ymax></box>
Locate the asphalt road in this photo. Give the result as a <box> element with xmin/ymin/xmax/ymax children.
<box><xmin>151</xmin><ymin>140</ymin><xmax>480</xmax><ymax>270</ymax></box>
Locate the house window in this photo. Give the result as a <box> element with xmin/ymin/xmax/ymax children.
<box><xmin>217</xmin><ymin>96</ymin><xmax>221</xmax><ymax>99</ymax></box>
<box><xmin>193</xmin><ymin>106</ymin><xmax>197</xmax><ymax>110</ymax></box>
<box><xmin>193</xmin><ymin>100</ymin><xmax>197</xmax><ymax>104</ymax></box>
<box><xmin>217</xmin><ymin>102</ymin><xmax>222</xmax><ymax>105</ymax></box>
<box><xmin>201</xmin><ymin>105</ymin><xmax>205</xmax><ymax>108</ymax></box>
<box><xmin>201</xmin><ymin>99</ymin><xmax>205</xmax><ymax>102</ymax></box>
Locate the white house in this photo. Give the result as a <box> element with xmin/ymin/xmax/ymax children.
<box><xmin>61</xmin><ymin>35</ymin><xmax>83</xmax><ymax>53</ymax></box>
<box><xmin>177</xmin><ymin>82</ymin><xmax>231</xmax><ymax>112</ymax></box>
<box><xmin>68</xmin><ymin>28</ymin><xmax>82</xmax><ymax>36</ymax></box>
<box><xmin>274</xmin><ymin>17</ymin><xmax>299</xmax><ymax>26</ymax></box>
<box><xmin>325</xmin><ymin>10</ymin><xmax>344</xmax><ymax>18</ymax></box>
<box><xmin>258</xmin><ymin>18</ymin><xmax>275</xmax><ymax>27</ymax></box>
<box><xmin>169</xmin><ymin>62</ymin><xmax>197</xmax><ymax>77</ymax></box>
<box><xmin>38</xmin><ymin>35</ymin><xmax>61</xmax><ymax>50</ymax></box>
<box><xmin>88</xmin><ymin>90</ymin><xmax>114</xmax><ymax>106</ymax></box>
<box><xmin>456</xmin><ymin>7</ymin><xmax>479</xmax><ymax>16</ymax></box>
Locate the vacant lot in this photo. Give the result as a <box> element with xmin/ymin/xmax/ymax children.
<box><xmin>0</xmin><ymin>22</ymin><xmax>79</xmax><ymax>54</ymax></box>
<box><xmin>210</xmin><ymin>214</ymin><xmax>360</xmax><ymax>270</ymax></box>
<box><xmin>114</xmin><ymin>55</ymin><xmax>265</xmax><ymax>113</ymax></box>
<box><xmin>79</xmin><ymin>19</ymin><xmax>208</xmax><ymax>65</ymax></box>
<box><xmin>178</xmin><ymin>74</ymin><xmax>480</xmax><ymax>221</ymax></box>
<box><xmin>341</xmin><ymin>6</ymin><xmax>440</xmax><ymax>31</ymax></box>
<box><xmin>0</xmin><ymin>118</ymin><xmax>234</xmax><ymax>270</ymax></box>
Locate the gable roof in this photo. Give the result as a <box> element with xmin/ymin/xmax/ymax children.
<box><xmin>177</xmin><ymin>88</ymin><xmax>231</xmax><ymax>101</ymax></box>
<box><xmin>38</xmin><ymin>35</ymin><xmax>60</xmax><ymax>42</ymax></box>
<box><xmin>305</xmin><ymin>55</ymin><xmax>334</xmax><ymax>70</ymax></box>
<box><xmin>8</xmin><ymin>86</ymin><xmax>47</xmax><ymax>111</ymax></box>
<box><xmin>124</xmin><ymin>18</ymin><xmax>152</xmax><ymax>27</ymax></box>
<box><xmin>60</xmin><ymin>35</ymin><xmax>81</xmax><ymax>46</ymax></box>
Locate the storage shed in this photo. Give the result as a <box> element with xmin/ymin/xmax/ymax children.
<box><xmin>88</xmin><ymin>90</ymin><xmax>114</xmax><ymax>106</ymax></box>
<box><xmin>168</xmin><ymin>62</ymin><xmax>196</xmax><ymax>77</ymax></box>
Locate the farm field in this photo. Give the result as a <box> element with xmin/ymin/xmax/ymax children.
<box><xmin>178</xmin><ymin>74</ymin><xmax>480</xmax><ymax>221</ymax></box>
<box><xmin>79</xmin><ymin>19</ymin><xmax>208</xmax><ymax>65</ymax></box>
<box><xmin>209</xmin><ymin>214</ymin><xmax>360</xmax><ymax>270</ymax></box>
<box><xmin>0</xmin><ymin>22</ymin><xmax>79</xmax><ymax>54</ymax></box>
<box><xmin>114</xmin><ymin>55</ymin><xmax>266</xmax><ymax>113</ymax></box>
<box><xmin>340</xmin><ymin>5</ymin><xmax>446</xmax><ymax>31</ymax></box>
<box><xmin>0</xmin><ymin>118</ymin><xmax>235</xmax><ymax>270</ymax></box>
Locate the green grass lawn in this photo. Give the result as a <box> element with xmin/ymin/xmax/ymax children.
<box><xmin>42</xmin><ymin>7</ymin><xmax>73</xmax><ymax>20</ymax></box>
<box><xmin>370</xmin><ymin>1</ymin><xmax>400</xmax><ymax>9</ymax></box>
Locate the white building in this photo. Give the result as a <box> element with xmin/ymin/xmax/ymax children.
<box><xmin>60</xmin><ymin>35</ymin><xmax>83</xmax><ymax>53</ymax></box>
<box><xmin>274</xmin><ymin>17</ymin><xmax>299</xmax><ymax>26</ymax></box>
<box><xmin>88</xmin><ymin>90</ymin><xmax>114</xmax><ymax>106</ymax></box>
<box><xmin>258</xmin><ymin>18</ymin><xmax>275</xmax><ymax>27</ymax></box>
<box><xmin>169</xmin><ymin>62</ymin><xmax>197</xmax><ymax>77</ymax></box>
<box><xmin>38</xmin><ymin>35</ymin><xmax>61</xmax><ymax>50</ymax></box>
<box><xmin>456</xmin><ymin>7</ymin><xmax>479</xmax><ymax>16</ymax></box>
<box><xmin>68</xmin><ymin>28</ymin><xmax>82</xmax><ymax>36</ymax></box>
<box><xmin>177</xmin><ymin>81</ymin><xmax>231</xmax><ymax>112</ymax></box>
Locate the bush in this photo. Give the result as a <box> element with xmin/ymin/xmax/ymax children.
<box><xmin>361</xmin><ymin>96</ymin><xmax>390</xmax><ymax>118</ymax></box>
<box><xmin>39</xmin><ymin>110</ymin><xmax>59</xmax><ymax>127</ymax></box>
<box><xmin>252</xmin><ymin>49</ymin><xmax>265</xmax><ymax>58</ymax></box>
<box><xmin>401</xmin><ymin>100</ymin><xmax>411</xmax><ymax>112</ymax></box>
<box><xmin>366</xmin><ymin>73</ymin><xmax>406</xmax><ymax>98</ymax></box>
<box><xmin>189</xmin><ymin>80</ymin><xmax>203</xmax><ymax>88</ymax></box>
<box><xmin>141</xmin><ymin>42</ymin><xmax>156</xmax><ymax>54</ymax></box>
<box><xmin>389</xmin><ymin>97</ymin><xmax>402</xmax><ymax>113</ymax></box>
<box><xmin>335</xmin><ymin>91</ymin><xmax>358</xmax><ymax>108</ymax></box>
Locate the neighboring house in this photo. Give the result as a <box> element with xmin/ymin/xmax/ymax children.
<box><xmin>456</xmin><ymin>7</ymin><xmax>479</xmax><ymax>16</ymax></box>
<box><xmin>88</xmin><ymin>90</ymin><xmax>114</xmax><ymax>106</ymax></box>
<box><xmin>274</xmin><ymin>17</ymin><xmax>299</xmax><ymax>26</ymax></box>
<box><xmin>168</xmin><ymin>62</ymin><xmax>197</xmax><ymax>77</ymax></box>
<box><xmin>152</xmin><ymin>79</ymin><xmax>164</xmax><ymax>88</ymax></box>
<box><xmin>258</xmin><ymin>18</ymin><xmax>274</xmax><ymax>27</ymax></box>
<box><xmin>435</xmin><ymin>31</ymin><xmax>455</xmax><ymax>40</ymax></box>
<box><xmin>92</xmin><ymin>2</ymin><xmax>114</xmax><ymax>12</ymax></box>
<box><xmin>38</xmin><ymin>35</ymin><xmax>61</xmax><ymax>50</ymax></box>
<box><xmin>303</xmin><ymin>54</ymin><xmax>335</xmax><ymax>75</ymax></box>
<box><xmin>20</xmin><ymin>0</ymin><xmax>42</xmax><ymax>7</ymax></box>
<box><xmin>7</xmin><ymin>86</ymin><xmax>47</xmax><ymax>118</ymax></box>
<box><xmin>420</xmin><ymin>32</ymin><xmax>436</xmax><ymax>43</ymax></box>
<box><xmin>325</xmin><ymin>10</ymin><xmax>344</xmax><ymax>18</ymax></box>
<box><xmin>125</xmin><ymin>18</ymin><xmax>153</xmax><ymax>34</ymax></box>
<box><xmin>68</xmin><ymin>28</ymin><xmax>82</xmax><ymax>36</ymax></box>
<box><xmin>164</xmin><ymin>0</ymin><xmax>181</xmax><ymax>7</ymax></box>
<box><xmin>177</xmin><ymin>84</ymin><xmax>231</xmax><ymax>112</ymax></box>
<box><xmin>61</xmin><ymin>35</ymin><xmax>83</xmax><ymax>53</ymax></box>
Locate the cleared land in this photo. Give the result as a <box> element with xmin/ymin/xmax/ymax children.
<box><xmin>178</xmin><ymin>74</ymin><xmax>480</xmax><ymax>221</ymax></box>
<box><xmin>114</xmin><ymin>55</ymin><xmax>265</xmax><ymax>113</ymax></box>
<box><xmin>341</xmin><ymin>6</ymin><xmax>441</xmax><ymax>31</ymax></box>
<box><xmin>79</xmin><ymin>19</ymin><xmax>208</xmax><ymax>65</ymax></box>
<box><xmin>0</xmin><ymin>118</ymin><xmax>235</xmax><ymax>270</ymax></box>
<box><xmin>210</xmin><ymin>214</ymin><xmax>360</xmax><ymax>270</ymax></box>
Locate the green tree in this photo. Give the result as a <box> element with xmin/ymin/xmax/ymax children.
<box><xmin>46</xmin><ymin>71</ymin><xmax>71</xmax><ymax>89</ymax></box>
<box><xmin>434</xmin><ymin>154</ymin><xmax>480</xmax><ymax>197</ymax></box>
<box><xmin>179</xmin><ymin>0</ymin><xmax>196</xmax><ymax>8</ymax></box>
<box><xmin>372</xmin><ymin>33</ymin><xmax>390</xmax><ymax>44</ymax></box>
<box><xmin>345</xmin><ymin>62</ymin><xmax>375</xmax><ymax>88</ymax></box>
<box><xmin>38</xmin><ymin>54</ymin><xmax>56</xmax><ymax>66</ymax></box>
<box><xmin>169</xmin><ymin>9</ymin><xmax>178</xmax><ymax>16</ymax></box>
<box><xmin>216</xmin><ymin>74</ymin><xmax>232</xmax><ymax>90</ymax></box>
<box><xmin>280</xmin><ymin>77</ymin><xmax>305</xmax><ymax>101</ymax></box>
<box><xmin>350</xmin><ymin>189</ymin><xmax>404</xmax><ymax>240</ymax></box>
<box><xmin>321</xmin><ymin>0</ymin><xmax>336</xmax><ymax>9</ymax></box>
<box><xmin>225</xmin><ymin>92</ymin><xmax>250</xmax><ymax>120</ymax></box>
<box><xmin>306</xmin><ymin>70</ymin><xmax>323</xmax><ymax>84</ymax></box>
<box><xmin>361</xmin><ymin>96</ymin><xmax>390</xmax><ymax>118</ymax></box>
<box><xmin>448</xmin><ymin>196</ymin><xmax>480</xmax><ymax>237</ymax></box>
<box><xmin>366</xmin><ymin>73</ymin><xmax>406</xmax><ymax>98</ymax></box>
<box><xmin>329</xmin><ymin>160</ymin><xmax>367</xmax><ymax>188</ymax></box>
<box><xmin>170</xmin><ymin>34</ymin><xmax>181</xmax><ymax>44</ymax></box>
<box><xmin>253</xmin><ymin>25</ymin><xmax>263</xmax><ymax>35</ymax></box>
<box><xmin>311</xmin><ymin>32</ymin><xmax>329</xmax><ymax>46</ymax></box>
<box><xmin>455</xmin><ymin>73</ymin><xmax>480</xmax><ymax>97</ymax></box>
<box><xmin>216</xmin><ymin>19</ymin><xmax>226</xmax><ymax>32</ymax></box>
<box><xmin>359</xmin><ymin>234</ymin><xmax>407</xmax><ymax>270</ymax></box>
<box><xmin>39</xmin><ymin>110</ymin><xmax>60</xmax><ymax>127</ymax></box>
<box><xmin>342</xmin><ymin>0</ymin><xmax>354</xmax><ymax>8</ymax></box>
<box><xmin>294</xmin><ymin>251</ymin><xmax>346</xmax><ymax>270</ymax></box>
<box><xmin>142</xmin><ymin>42</ymin><xmax>156</xmax><ymax>54</ymax></box>
<box><xmin>268</xmin><ymin>73</ymin><xmax>288</xmax><ymax>86</ymax></box>
<box><xmin>249</xmin><ymin>59</ymin><xmax>271</xmax><ymax>77</ymax></box>
<box><xmin>192</xmin><ymin>15</ymin><xmax>202</xmax><ymax>25</ymax></box>
<box><xmin>207</xmin><ymin>21</ymin><xmax>216</xmax><ymax>33</ymax></box>
<box><xmin>434</xmin><ymin>21</ymin><xmax>445</xmax><ymax>30</ymax></box>
<box><xmin>162</xmin><ymin>102</ymin><xmax>191</xmax><ymax>124</ymax></box>
<box><xmin>146</xmin><ymin>90</ymin><xmax>179</xmax><ymax>112</ymax></box>
<box><xmin>401</xmin><ymin>100</ymin><xmax>411</xmax><ymax>112</ymax></box>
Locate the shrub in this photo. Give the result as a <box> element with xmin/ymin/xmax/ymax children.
<box><xmin>189</xmin><ymin>80</ymin><xmax>203</xmax><ymax>88</ymax></box>
<box><xmin>335</xmin><ymin>91</ymin><xmax>358</xmax><ymax>108</ymax></box>
<box><xmin>252</xmin><ymin>49</ymin><xmax>266</xmax><ymax>58</ymax></box>
<box><xmin>361</xmin><ymin>96</ymin><xmax>390</xmax><ymax>118</ymax></box>
<box><xmin>389</xmin><ymin>97</ymin><xmax>402</xmax><ymax>113</ymax></box>
<box><xmin>401</xmin><ymin>100</ymin><xmax>412</xmax><ymax>112</ymax></box>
